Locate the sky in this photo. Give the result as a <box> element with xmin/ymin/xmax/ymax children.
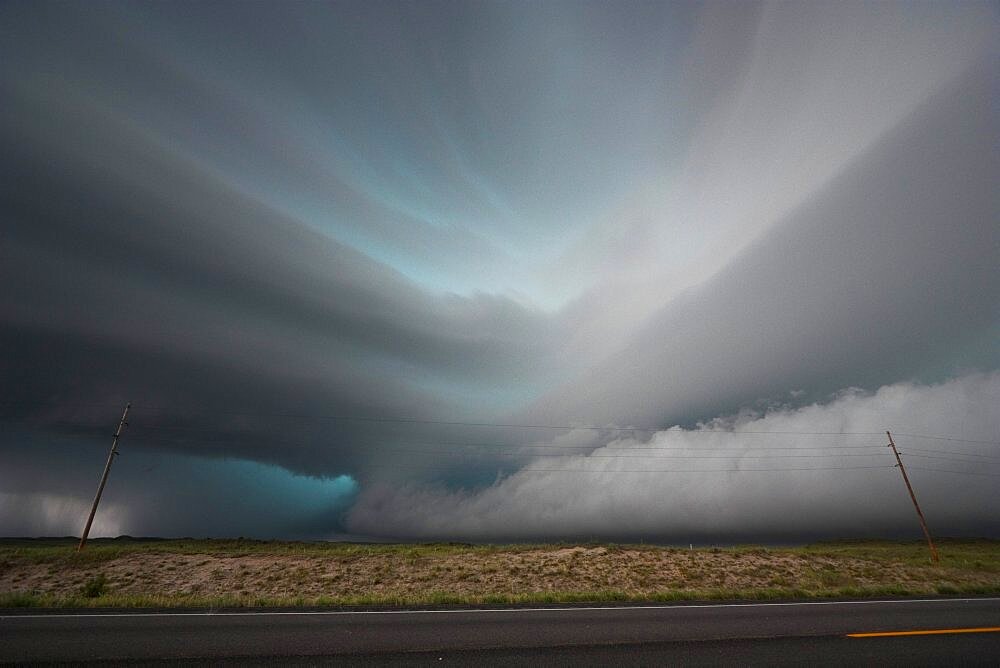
<box><xmin>1</xmin><ymin>0</ymin><xmax>998</xmax><ymax>542</ymax></box>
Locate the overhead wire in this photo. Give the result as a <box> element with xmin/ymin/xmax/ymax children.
<box><xmin>2</xmin><ymin>402</ymin><xmax>997</xmax><ymax>479</ymax></box>
<box><xmin>893</xmin><ymin>432</ymin><xmax>1000</xmax><ymax>446</ymax></box>
<box><xmin>2</xmin><ymin>399</ymin><xmax>997</xmax><ymax>446</ymax></box>
<box><xmin>60</xmin><ymin>429</ymin><xmax>895</xmax><ymax>459</ymax></box>
<box><xmin>342</xmin><ymin>461</ymin><xmax>898</xmax><ymax>475</ymax></box>
<box><xmin>899</xmin><ymin>452</ymin><xmax>1000</xmax><ymax>466</ymax></box>
<box><xmin>903</xmin><ymin>446</ymin><xmax>1000</xmax><ymax>462</ymax></box>
<box><xmin>310</xmin><ymin>446</ymin><xmax>895</xmax><ymax>461</ymax></box>
<box><xmin>0</xmin><ymin>399</ymin><xmax>889</xmax><ymax>435</ymax></box>
<box><xmin>908</xmin><ymin>466</ymin><xmax>1000</xmax><ymax>478</ymax></box>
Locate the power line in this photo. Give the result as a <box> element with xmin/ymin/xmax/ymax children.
<box><xmin>1</xmin><ymin>400</ymin><xmax>890</xmax><ymax>435</ymax></box>
<box><xmin>905</xmin><ymin>446</ymin><xmax>1000</xmax><ymax>461</ymax></box>
<box><xmin>116</xmin><ymin>432</ymin><xmax>890</xmax><ymax>456</ymax></box>
<box><xmin>32</xmin><ymin>427</ymin><xmax>1000</xmax><ymax>472</ymax></box>
<box><xmin>347</xmin><ymin>462</ymin><xmax>897</xmax><ymax>475</ymax></box>
<box><xmin>0</xmin><ymin>400</ymin><xmax>128</xmax><ymax>410</ymax></box>
<box><xmin>329</xmin><ymin>446</ymin><xmax>895</xmax><ymax>461</ymax></box>
<box><xmin>2</xmin><ymin>418</ymin><xmax>891</xmax><ymax>442</ymax></box>
<box><xmin>123</xmin><ymin>432</ymin><xmax>891</xmax><ymax>454</ymax></box>
<box><xmin>3</xmin><ymin>398</ymin><xmax>997</xmax><ymax>447</ymax></box>
<box><xmin>900</xmin><ymin>452</ymin><xmax>1000</xmax><ymax>466</ymax></box>
<box><xmin>122</xmin><ymin>430</ymin><xmax>887</xmax><ymax>449</ymax></box>
<box><xmin>908</xmin><ymin>466</ymin><xmax>1000</xmax><ymax>478</ymax></box>
<box><xmin>126</xmin><ymin>411</ymin><xmax>886</xmax><ymax>436</ymax></box>
<box><xmin>3</xmin><ymin>400</ymin><xmax>994</xmax><ymax>447</ymax></box>
<box><xmin>95</xmin><ymin>434</ymin><xmax>895</xmax><ymax>462</ymax></box>
<box><xmin>4</xmin><ymin>419</ymin><xmax>891</xmax><ymax>452</ymax></box>
<box><xmin>125</xmin><ymin>422</ymin><xmax>889</xmax><ymax>439</ymax></box>
<box><xmin>894</xmin><ymin>432</ymin><xmax>1000</xmax><ymax>446</ymax></box>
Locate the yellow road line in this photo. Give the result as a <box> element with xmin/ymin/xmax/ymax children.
<box><xmin>848</xmin><ymin>627</ymin><xmax>1000</xmax><ymax>638</ymax></box>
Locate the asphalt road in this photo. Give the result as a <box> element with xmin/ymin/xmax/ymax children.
<box><xmin>2</xmin><ymin>597</ymin><xmax>998</xmax><ymax>665</ymax></box>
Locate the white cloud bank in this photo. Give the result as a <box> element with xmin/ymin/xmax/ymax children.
<box><xmin>346</xmin><ymin>372</ymin><xmax>1000</xmax><ymax>542</ymax></box>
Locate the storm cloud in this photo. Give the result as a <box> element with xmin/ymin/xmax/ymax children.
<box><xmin>1</xmin><ymin>1</ymin><xmax>997</xmax><ymax>540</ymax></box>
<box><xmin>347</xmin><ymin>373</ymin><xmax>1000</xmax><ymax>543</ymax></box>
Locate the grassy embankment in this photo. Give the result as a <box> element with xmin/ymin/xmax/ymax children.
<box><xmin>0</xmin><ymin>537</ymin><xmax>997</xmax><ymax>608</ymax></box>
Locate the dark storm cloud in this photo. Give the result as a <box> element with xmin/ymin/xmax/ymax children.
<box><xmin>0</xmin><ymin>0</ymin><xmax>518</xmax><ymax>286</ymax></box>
<box><xmin>0</xmin><ymin>79</ymin><xmax>558</xmax><ymax>478</ymax></box>
<box><xmin>1</xmin><ymin>1</ymin><xmax>997</xmax><ymax>540</ymax></box>
<box><xmin>0</xmin><ymin>22</ymin><xmax>563</xmax><ymax>500</ymax></box>
<box><xmin>0</xmin><ymin>430</ymin><xmax>359</xmax><ymax>539</ymax></box>
<box><xmin>0</xmin><ymin>90</ymin><xmax>555</xmax><ymax>381</ymax></box>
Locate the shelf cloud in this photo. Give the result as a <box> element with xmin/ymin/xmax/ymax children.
<box><xmin>347</xmin><ymin>373</ymin><xmax>1000</xmax><ymax>543</ymax></box>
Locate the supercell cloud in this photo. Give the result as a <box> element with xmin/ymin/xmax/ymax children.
<box><xmin>0</xmin><ymin>1</ymin><xmax>997</xmax><ymax>540</ymax></box>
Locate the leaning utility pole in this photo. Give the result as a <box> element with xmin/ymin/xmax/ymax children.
<box><xmin>887</xmin><ymin>430</ymin><xmax>939</xmax><ymax>563</ymax></box>
<box><xmin>78</xmin><ymin>403</ymin><xmax>130</xmax><ymax>551</ymax></box>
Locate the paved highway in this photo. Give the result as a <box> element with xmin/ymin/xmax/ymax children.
<box><xmin>2</xmin><ymin>597</ymin><xmax>998</xmax><ymax>665</ymax></box>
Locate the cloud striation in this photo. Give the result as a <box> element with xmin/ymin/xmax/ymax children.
<box><xmin>0</xmin><ymin>1</ymin><xmax>997</xmax><ymax>540</ymax></box>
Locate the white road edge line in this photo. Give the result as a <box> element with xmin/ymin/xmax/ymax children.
<box><xmin>1</xmin><ymin>597</ymin><xmax>996</xmax><ymax>619</ymax></box>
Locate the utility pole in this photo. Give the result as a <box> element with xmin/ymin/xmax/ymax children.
<box><xmin>887</xmin><ymin>430</ymin><xmax>939</xmax><ymax>563</ymax></box>
<box><xmin>78</xmin><ymin>403</ymin><xmax>130</xmax><ymax>551</ymax></box>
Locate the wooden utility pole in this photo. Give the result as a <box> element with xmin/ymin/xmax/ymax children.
<box><xmin>887</xmin><ymin>430</ymin><xmax>939</xmax><ymax>563</ymax></box>
<box><xmin>78</xmin><ymin>403</ymin><xmax>130</xmax><ymax>551</ymax></box>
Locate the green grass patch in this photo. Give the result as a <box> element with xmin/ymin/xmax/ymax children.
<box><xmin>4</xmin><ymin>581</ymin><xmax>998</xmax><ymax>610</ymax></box>
<box><xmin>0</xmin><ymin>537</ymin><xmax>552</xmax><ymax>564</ymax></box>
<box><xmin>3</xmin><ymin>537</ymin><xmax>998</xmax><ymax>609</ymax></box>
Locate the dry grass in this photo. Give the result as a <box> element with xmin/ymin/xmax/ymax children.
<box><xmin>0</xmin><ymin>538</ymin><xmax>997</xmax><ymax>608</ymax></box>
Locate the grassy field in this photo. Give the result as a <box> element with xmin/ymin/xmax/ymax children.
<box><xmin>0</xmin><ymin>537</ymin><xmax>997</xmax><ymax>608</ymax></box>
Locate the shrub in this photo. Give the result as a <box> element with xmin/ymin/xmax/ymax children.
<box><xmin>81</xmin><ymin>574</ymin><xmax>108</xmax><ymax>598</ymax></box>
